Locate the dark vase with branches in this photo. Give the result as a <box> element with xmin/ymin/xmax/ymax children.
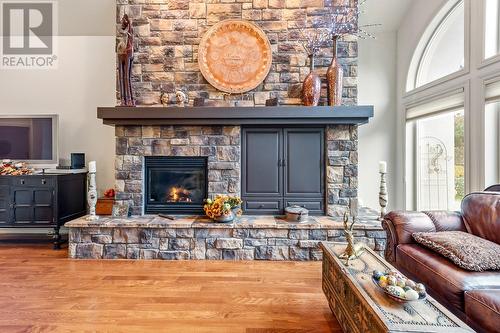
<box><xmin>326</xmin><ymin>36</ymin><xmax>344</xmax><ymax>106</ymax></box>
<box><xmin>298</xmin><ymin>26</ymin><xmax>329</xmax><ymax>106</ymax></box>
<box><xmin>326</xmin><ymin>3</ymin><xmax>379</xmax><ymax>106</ymax></box>
<box><xmin>302</xmin><ymin>54</ymin><xmax>322</xmax><ymax>106</ymax></box>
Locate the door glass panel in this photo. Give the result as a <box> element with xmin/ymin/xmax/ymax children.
<box><xmin>485</xmin><ymin>102</ymin><xmax>500</xmax><ymax>186</ymax></box>
<box><xmin>413</xmin><ymin>111</ymin><xmax>465</xmax><ymax>210</ymax></box>
<box><xmin>485</xmin><ymin>0</ymin><xmax>500</xmax><ymax>59</ymax></box>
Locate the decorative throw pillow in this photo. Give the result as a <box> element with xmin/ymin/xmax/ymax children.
<box><xmin>412</xmin><ymin>231</ymin><xmax>500</xmax><ymax>272</ymax></box>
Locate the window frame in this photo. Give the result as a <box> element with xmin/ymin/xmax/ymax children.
<box><xmin>403</xmin><ymin>84</ymin><xmax>468</xmax><ymax>211</ymax></box>
<box><xmin>402</xmin><ymin>0</ymin><xmax>500</xmax><ymax>210</ymax></box>
<box><xmin>405</xmin><ymin>0</ymin><xmax>470</xmax><ymax>95</ymax></box>
<box><xmin>480</xmin><ymin>0</ymin><xmax>500</xmax><ymax>66</ymax></box>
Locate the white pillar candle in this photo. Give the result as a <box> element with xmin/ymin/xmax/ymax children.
<box><xmin>379</xmin><ymin>161</ymin><xmax>387</xmax><ymax>173</ymax></box>
<box><xmin>89</xmin><ymin>161</ymin><xmax>97</xmax><ymax>173</ymax></box>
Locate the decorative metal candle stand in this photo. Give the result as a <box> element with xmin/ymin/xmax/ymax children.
<box><xmin>379</xmin><ymin>171</ymin><xmax>388</xmax><ymax>220</ymax></box>
<box><xmin>86</xmin><ymin>169</ymin><xmax>99</xmax><ymax>221</ymax></box>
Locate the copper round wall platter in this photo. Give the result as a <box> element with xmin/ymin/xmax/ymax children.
<box><xmin>198</xmin><ymin>20</ymin><xmax>273</xmax><ymax>94</ymax></box>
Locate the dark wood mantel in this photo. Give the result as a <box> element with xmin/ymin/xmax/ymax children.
<box><xmin>97</xmin><ymin>106</ymin><xmax>374</xmax><ymax>126</ymax></box>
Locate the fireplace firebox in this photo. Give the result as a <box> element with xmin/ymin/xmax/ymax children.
<box><xmin>144</xmin><ymin>157</ymin><xmax>208</xmax><ymax>214</ymax></box>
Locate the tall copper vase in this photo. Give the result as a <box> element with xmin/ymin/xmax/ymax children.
<box><xmin>302</xmin><ymin>55</ymin><xmax>321</xmax><ymax>106</ymax></box>
<box><xmin>327</xmin><ymin>37</ymin><xmax>343</xmax><ymax>106</ymax></box>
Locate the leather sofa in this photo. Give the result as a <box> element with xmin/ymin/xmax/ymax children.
<box><xmin>383</xmin><ymin>192</ymin><xmax>500</xmax><ymax>333</ymax></box>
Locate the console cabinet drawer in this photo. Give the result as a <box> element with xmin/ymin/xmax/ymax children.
<box><xmin>243</xmin><ymin>199</ymin><xmax>282</xmax><ymax>215</ymax></box>
<box><xmin>284</xmin><ymin>199</ymin><xmax>324</xmax><ymax>215</ymax></box>
<box><xmin>11</xmin><ymin>177</ymin><xmax>55</xmax><ymax>187</ymax></box>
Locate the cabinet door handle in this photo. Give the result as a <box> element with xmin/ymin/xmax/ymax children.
<box><xmin>41</xmin><ymin>179</ymin><xmax>46</xmax><ymax>185</ymax></box>
<box><xmin>20</xmin><ymin>179</ymin><xmax>25</xmax><ymax>185</ymax></box>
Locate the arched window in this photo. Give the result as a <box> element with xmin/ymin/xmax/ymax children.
<box><xmin>407</xmin><ymin>0</ymin><xmax>465</xmax><ymax>91</ymax></box>
<box><xmin>404</xmin><ymin>0</ymin><xmax>467</xmax><ymax>211</ymax></box>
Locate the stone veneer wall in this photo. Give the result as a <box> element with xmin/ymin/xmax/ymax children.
<box><xmin>117</xmin><ymin>0</ymin><xmax>358</xmax><ymax>106</ymax></box>
<box><xmin>67</xmin><ymin>218</ymin><xmax>386</xmax><ymax>260</ymax></box>
<box><xmin>115</xmin><ymin>124</ymin><xmax>358</xmax><ymax>216</ymax></box>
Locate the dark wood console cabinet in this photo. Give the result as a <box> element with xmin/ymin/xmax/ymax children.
<box><xmin>0</xmin><ymin>173</ymin><xmax>87</xmax><ymax>249</ymax></box>
<box><xmin>242</xmin><ymin>127</ymin><xmax>325</xmax><ymax>215</ymax></box>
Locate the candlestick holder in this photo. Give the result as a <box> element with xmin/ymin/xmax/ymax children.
<box><xmin>86</xmin><ymin>171</ymin><xmax>99</xmax><ymax>221</ymax></box>
<box><xmin>379</xmin><ymin>171</ymin><xmax>388</xmax><ymax>220</ymax></box>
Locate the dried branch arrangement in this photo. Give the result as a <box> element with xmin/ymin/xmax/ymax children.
<box><xmin>328</xmin><ymin>0</ymin><xmax>380</xmax><ymax>39</ymax></box>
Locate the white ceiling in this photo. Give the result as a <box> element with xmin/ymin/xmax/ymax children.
<box><xmin>359</xmin><ymin>0</ymin><xmax>413</xmax><ymax>32</ymax></box>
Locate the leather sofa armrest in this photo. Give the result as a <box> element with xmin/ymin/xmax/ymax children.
<box><xmin>382</xmin><ymin>211</ymin><xmax>437</xmax><ymax>264</ymax></box>
<box><xmin>422</xmin><ymin>211</ymin><xmax>466</xmax><ymax>232</ymax></box>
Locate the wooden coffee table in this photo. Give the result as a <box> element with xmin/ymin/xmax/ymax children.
<box><xmin>320</xmin><ymin>242</ymin><xmax>474</xmax><ymax>333</ymax></box>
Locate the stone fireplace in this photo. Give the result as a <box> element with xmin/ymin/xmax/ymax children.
<box><xmin>63</xmin><ymin>1</ymin><xmax>389</xmax><ymax>261</ymax></box>
<box><xmin>66</xmin><ymin>108</ymin><xmax>385</xmax><ymax>261</ymax></box>
<box><xmin>114</xmin><ymin>122</ymin><xmax>358</xmax><ymax>217</ymax></box>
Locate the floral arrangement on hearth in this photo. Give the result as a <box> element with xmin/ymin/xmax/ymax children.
<box><xmin>0</xmin><ymin>160</ymin><xmax>34</xmax><ymax>176</ymax></box>
<box><xmin>204</xmin><ymin>195</ymin><xmax>242</xmax><ymax>223</ymax></box>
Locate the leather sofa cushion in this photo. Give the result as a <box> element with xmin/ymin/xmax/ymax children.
<box><xmin>465</xmin><ymin>289</ymin><xmax>500</xmax><ymax>333</ymax></box>
<box><xmin>461</xmin><ymin>192</ymin><xmax>500</xmax><ymax>244</ymax></box>
<box><xmin>423</xmin><ymin>211</ymin><xmax>466</xmax><ymax>232</ymax></box>
<box><xmin>396</xmin><ymin>244</ymin><xmax>500</xmax><ymax>311</ymax></box>
<box><xmin>384</xmin><ymin>211</ymin><xmax>436</xmax><ymax>245</ymax></box>
<box><xmin>413</xmin><ymin>231</ymin><xmax>500</xmax><ymax>271</ymax></box>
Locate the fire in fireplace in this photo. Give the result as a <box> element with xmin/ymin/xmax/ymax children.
<box><xmin>144</xmin><ymin>157</ymin><xmax>207</xmax><ymax>214</ymax></box>
<box><xmin>167</xmin><ymin>187</ymin><xmax>192</xmax><ymax>203</ymax></box>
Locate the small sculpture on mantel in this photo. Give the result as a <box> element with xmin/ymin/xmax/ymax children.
<box><xmin>117</xmin><ymin>14</ymin><xmax>135</xmax><ymax>106</ymax></box>
<box><xmin>160</xmin><ymin>92</ymin><xmax>169</xmax><ymax>107</ymax></box>
<box><xmin>339</xmin><ymin>212</ymin><xmax>364</xmax><ymax>266</ymax></box>
<box><xmin>175</xmin><ymin>90</ymin><xmax>188</xmax><ymax>107</ymax></box>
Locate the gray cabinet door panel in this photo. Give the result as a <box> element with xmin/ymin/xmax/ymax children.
<box><xmin>0</xmin><ymin>185</ymin><xmax>11</xmax><ymax>224</ymax></box>
<box><xmin>284</xmin><ymin>128</ymin><xmax>324</xmax><ymax>197</ymax></box>
<box><xmin>242</xmin><ymin>128</ymin><xmax>282</xmax><ymax>197</ymax></box>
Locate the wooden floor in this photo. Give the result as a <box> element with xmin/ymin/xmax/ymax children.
<box><xmin>0</xmin><ymin>245</ymin><xmax>339</xmax><ymax>333</ymax></box>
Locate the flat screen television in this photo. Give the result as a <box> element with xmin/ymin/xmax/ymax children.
<box><xmin>0</xmin><ymin>115</ymin><xmax>58</xmax><ymax>164</ymax></box>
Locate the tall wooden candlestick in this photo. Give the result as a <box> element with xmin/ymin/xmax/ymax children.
<box><xmin>379</xmin><ymin>171</ymin><xmax>388</xmax><ymax>220</ymax></box>
<box><xmin>86</xmin><ymin>162</ymin><xmax>99</xmax><ymax>221</ymax></box>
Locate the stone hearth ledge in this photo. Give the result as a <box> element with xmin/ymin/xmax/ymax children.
<box><xmin>65</xmin><ymin>215</ymin><xmax>387</xmax><ymax>261</ymax></box>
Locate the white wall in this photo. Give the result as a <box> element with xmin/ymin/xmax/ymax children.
<box><xmin>357</xmin><ymin>32</ymin><xmax>398</xmax><ymax>211</ymax></box>
<box><xmin>0</xmin><ymin>1</ymin><xmax>116</xmax><ymax>195</ymax></box>
<box><xmin>0</xmin><ymin>38</ymin><xmax>116</xmax><ymax>194</ymax></box>
<box><xmin>0</xmin><ymin>1</ymin><xmax>116</xmax><ymax>233</ymax></box>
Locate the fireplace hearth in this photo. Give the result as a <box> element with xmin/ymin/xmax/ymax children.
<box><xmin>144</xmin><ymin>157</ymin><xmax>208</xmax><ymax>215</ymax></box>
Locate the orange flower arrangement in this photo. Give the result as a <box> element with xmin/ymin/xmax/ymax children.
<box><xmin>204</xmin><ymin>195</ymin><xmax>242</xmax><ymax>220</ymax></box>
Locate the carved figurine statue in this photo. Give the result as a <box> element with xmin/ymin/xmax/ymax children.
<box><xmin>160</xmin><ymin>92</ymin><xmax>169</xmax><ymax>106</ymax></box>
<box><xmin>175</xmin><ymin>90</ymin><xmax>188</xmax><ymax>107</ymax></box>
<box><xmin>117</xmin><ymin>14</ymin><xmax>135</xmax><ymax>106</ymax></box>
<box><xmin>339</xmin><ymin>212</ymin><xmax>364</xmax><ymax>266</ymax></box>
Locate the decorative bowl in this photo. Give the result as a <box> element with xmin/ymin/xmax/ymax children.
<box><xmin>372</xmin><ymin>276</ymin><xmax>426</xmax><ymax>303</ymax></box>
<box><xmin>213</xmin><ymin>212</ymin><xmax>235</xmax><ymax>223</ymax></box>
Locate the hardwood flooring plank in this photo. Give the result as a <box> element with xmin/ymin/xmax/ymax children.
<box><xmin>0</xmin><ymin>245</ymin><xmax>338</xmax><ymax>332</ymax></box>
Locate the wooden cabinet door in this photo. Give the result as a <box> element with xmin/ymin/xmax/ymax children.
<box><xmin>12</xmin><ymin>187</ymin><xmax>54</xmax><ymax>225</ymax></box>
<box><xmin>12</xmin><ymin>188</ymin><xmax>34</xmax><ymax>224</ymax></box>
<box><xmin>283</xmin><ymin>128</ymin><xmax>324</xmax><ymax>198</ymax></box>
<box><xmin>0</xmin><ymin>184</ymin><xmax>11</xmax><ymax>225</ymax></box>
<box><xmin>242</xmin><ymin>128</ymin><xmax>282</xmax><ymax>197</ymax></box>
